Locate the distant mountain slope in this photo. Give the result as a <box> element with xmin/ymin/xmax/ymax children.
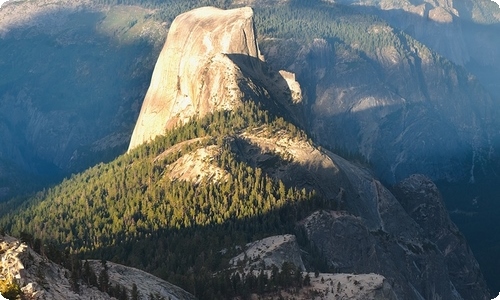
<box><xmin>0</xmin><ymin>1</ymin><xmax>167</xmax><ymax>199</ymax></box>
<box><xmin>254</xmin><ymin>2</ymin><xmax>499</xmax><ymax>183</ymax></box>
<box><xmin>333</xmin><ymin>0</ymin><xmax>500</xmax><ymax>103</ymax></box>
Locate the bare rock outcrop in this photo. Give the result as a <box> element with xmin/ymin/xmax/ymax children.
<box><xmin>228</xmin><ymin>235</ymin><xmax>399</xmax><ymax>299</ymax></box>
<box><xmin>0</xmin><ymin>235</ymin><xmax>109</xmax><ymax>299</ymax></box>
<box><xmin>128</xmin><ymin>6</ymin><xmax>261</xmax><ymax>150</ymax></box>
<box><xmin>230</xmin><ymin>234</ymin><xmax>306</xmax><ymax>271</ymax></box>
<box><xmin>88</xmin><ymin>260</ymin><xmax>195</xmax><ymax>300</ymax></box>
<box><xmin>128</xmin><ymin>6</ymin><xmax>304</xmax><ymax>151</ymax></box>
<box><xmin>296</xmin><ymin>272</ymin><xmax>398</xmax><ymax>300</ymax></box>
<box><xmin>233</xmin><ymin>129</ymin><xmax>350</xmax><ymax>201</ymax></box>
<box><xmin>0</xmin><ymin>235</ymin><xmax>195</xmax><ymax>300</ymax></box>
<box><xmin>301</xmin><ymin>210</ymin><xmax>461</xmax><ymax>300</ymax></box>
<box><xmin>295</xmin><ymin>172</ymin><xmax>490</xmax><ymax>299</ymax></box>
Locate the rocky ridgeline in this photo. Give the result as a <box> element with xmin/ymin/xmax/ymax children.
<box><xmin>229</xmin><ymin>234</ymin><xmax>306</xmax><ymax>272</ymax></box>
<box><xmin>0</xmin><ymin>235</ymin><xmax>194</xmax><ymax>299</ymax></box>
<box><xmin>0</xmin><ymin>235</ymin><xmax>109</xmax><ymax>299</ymax></box>
<box><xmin>87</xmin><ymin>260</ymin><xmax>195</xmax><ymax>300</ymax></box>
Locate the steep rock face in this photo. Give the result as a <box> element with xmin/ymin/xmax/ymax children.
<box><xmin>128</xmin><ymin>7</ymin><xmax>259</xmax><ymax>150</ymax></box>
<box><xmin>392</xmin><ymin>174</ymin><xmax>490</xmax><ymax>300</ymax></box>
<box><xmin>302</xmin><ymin>211</ymin><xmax>464</xmax><ymax>300</ymax></box>
<box><xmin>128</xmin><ymin>6</ymin><xmax>304</xmax><ymax>151</ymax></box>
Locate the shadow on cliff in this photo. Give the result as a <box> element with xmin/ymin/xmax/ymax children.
<box><xmin>437</xmin><ymin>176</ymin><xmax>500</xmax><ymax>297</ymax></box>
<box><xmin>226</xmin><ymin>53</ymin><xmax>306</xmax><ymax>130</ymax></box>
<box><xmin>258</xmin><ymin>12</ymin><xmax>500</xmax><ymax>185</ymax></box>
<box><xmin>228</xmin><ymin>135</ymin><xmax>354</xmax><ymax>207</ymax></box>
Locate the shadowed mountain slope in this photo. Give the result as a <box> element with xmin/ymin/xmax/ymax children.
<box><xmin>0</xmin><ymin>1</ymin><xmax>167</xmax><ymax>199</ymax></box>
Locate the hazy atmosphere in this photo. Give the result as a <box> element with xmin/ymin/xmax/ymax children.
<box><xmin>0</xmin><ymin>0</ymin><xmax>499</xmax><ymax>299</ymax></box>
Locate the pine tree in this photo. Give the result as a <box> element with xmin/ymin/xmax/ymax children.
<box><xmin>131</xmin><ymin>283</ymin><xmax>139</xmax><ymax>300</ymax></box>
<box><xmin>98</xmin><ymin>260</ymin><xmax>109</xmax><ymax>293</ymax></box>
<box><xmin>303</xmin><ymin>273</ymin><xmax>311</xmax><ymax>286</ymax></box>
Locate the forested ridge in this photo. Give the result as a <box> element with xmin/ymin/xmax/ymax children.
<box><xmin>0</xmin><ymin>101</ymin><xmax>333</xmax><ymax>298</ymax></box>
